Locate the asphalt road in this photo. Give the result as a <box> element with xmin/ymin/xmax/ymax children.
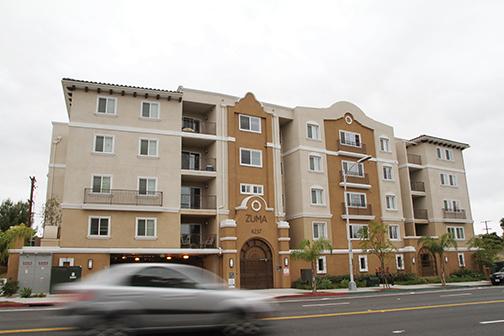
<box><xmin>1</xmin><ymin>286</ymin><xmax>503</xmax><ymax>335</ymax></box>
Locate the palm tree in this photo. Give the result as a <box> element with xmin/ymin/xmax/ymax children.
<box><xmin>419</xmin><ymin>233</ymin><xmax>457</xmax><ymax>286</ymax></box>
<box><xmin>0</xmin><ymin>224</ymin><xmax>35</xmax><ymax>263</ymax></box>
<box><xmin>291</xmin><ymin>239</ymin><xmax>333</xmax><ymax>293</ymax></box>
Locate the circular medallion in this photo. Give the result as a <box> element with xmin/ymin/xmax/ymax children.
<box><xmin>345</xmin><ymin>115</ymin><xmax>353</xmax><ymax>125</ymax></box>
<box><xmin>251</xmin><ymin>200</ymin><xmax>262</xmax><ymax>212</ymax></box>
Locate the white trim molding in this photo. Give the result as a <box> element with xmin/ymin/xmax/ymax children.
<box><xmin>220</xmin><ymin>219</ymin><xmax>237</xmax><ymax>228</ymax></box>
<box><xmin>277</xmin><ymin>221</ymin><xmax>290</xmax><ymax>229</ymax></box>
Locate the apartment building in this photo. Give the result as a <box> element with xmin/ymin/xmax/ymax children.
<box><xmin>7</xmin><ymin>78</ymin><xmax>476</xmax><ymax>290</ymax></box>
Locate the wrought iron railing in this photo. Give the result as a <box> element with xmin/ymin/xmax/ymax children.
<box><xmin>84</xmin><ymin>188</ymin><xmax>163</xmax><ymax>206</ymax></box>
<box><xmin>443</xmin><ymin>209</ymin><xmax>466</xmax><ymax>219</ymax></box>
<box><xmin>337</xmin><ymin>140</ymin><xmax>367</xmax><ymax>154</ymax></box>
<box><xmin>411</xmin><ymin>181</ymin><xmax>425</xmax><ymax>192</ymax></box>
<box><xmin>342</xmin><ymin>203</ymin><xmax>373</xmax><ymax>216</ymax></box>
<box><xmin>339</xmin><ymin>171</ymin><xmax>369</xmax><ymax>185</ymax></box>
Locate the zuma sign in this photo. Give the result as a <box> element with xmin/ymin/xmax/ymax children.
<box><xmin>245</xmin><ymin>214</ymin><xmax>268</xmax><ymax>224</ymax></box>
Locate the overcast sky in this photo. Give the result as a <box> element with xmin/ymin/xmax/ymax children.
<box><xmin>1</xmin><ymin>0</ymin><xmax>503</xmax><ymax>235</ymax></box>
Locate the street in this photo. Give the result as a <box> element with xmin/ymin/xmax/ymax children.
<box><xmin>1</xmin><ymin>286</ymin><xmax>503</xmax><ymax>335</ymax></box>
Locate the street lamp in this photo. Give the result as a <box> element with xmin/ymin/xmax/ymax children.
<box><xmin>343</xmin><ymin>154</ymin><xmax>372</xmax><ymax>291</ymax></box>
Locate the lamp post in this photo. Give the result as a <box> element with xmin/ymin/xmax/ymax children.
<box><xmin>343</xmin><ymin>155</ymin><xmax>372</xmax><ymax>291</ymax></box>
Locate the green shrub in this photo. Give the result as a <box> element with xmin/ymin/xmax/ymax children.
<box><xmin>339</xmin><ymin>279</ymin><xmax>350</xmax><ymax>288</ymax></box>
<box><xmin>1</xmin><ymin>280</ymin><xmax>19</xmax><ymax>297</ymax></box>
<box><xmin>448</xmin><ymin>269</ymin><xmax>486</xmax><ymax>281</ymax></box>
<box><xmin>19</xmin><ymin>287</ymin><xmax>32</xmax><ymax>298</ymax></box>
<box><xmin>34</xmin><ymin>293</ymin><xmax>46</xmax><ymax>298</ymax></box>
<box><xmin>423</xmin><ymin>276</ymin><xmax>441</xmax><ymax>283</ymax></box>
<box><xmin>393</xmin><ymin>273</ymin><xmax>418</xmax><ymax>282</ymax></box>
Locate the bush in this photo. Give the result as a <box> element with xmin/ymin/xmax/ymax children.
<box><xmin>1</xmin><ymin>280</ymin><xmax>19</xmax><ymax>297</ymax></box>
<box><xmin>19</xmin><ymin>287</ymin><xmax>32</xmax><ymax>298</ymax></box>
<box><xmin>292</xmin><ymin>276</ymin><xmax>335</xmax><ymax>290</ymax></box>
<box><xmin>448</xmin><ymin>269</ymin><xmax>486</xmax><ymax>282</ymax></box>
<box><xmin>33</xmin><ymin>293</ymin><xmax>46</xmax><ymax>298</ymax></box>
<box><xmin>423</xmin><ymin>276</ymin><xmax>441</xmax><ymax>284</ymax></box>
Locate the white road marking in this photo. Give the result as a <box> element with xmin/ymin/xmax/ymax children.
<box><xmin>302</xmin><ymin>302</ymin><xmax>350</xmax><ymax>307</ymax></box>
<box><xmin>480</xmin><ymin>320</ymin><xmax>504</xmax><ymax>325</ymax></box>
<box><xmin>0</xmin><ymin>307</ymin><xmax>62</xmax><ymax>313</ymax></box>
<box><xmin>439</xmin><ymin>293</ymin><xmax>472</xmax><ymax>298</ymax></box>
<box><xmin>392</xmin><ymin>330</ymin><xmax>405</xmax><ymax>334</ymax></box>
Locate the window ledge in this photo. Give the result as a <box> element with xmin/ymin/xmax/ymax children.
<box><xmin>137</xmin><ymin>155</ymin><xmax>160</xmax><ymax>160</ymax></box>
<box><xmin>92</xmin><ymin>152</ymin><xmax>116</xmax><ymax>157</ymax></box>
<box><xmin>306</xmin><ymin>137</ymin><xmax>322</xmax><ymax>142</ymax></box>
<box><xmin>139</xmin><ymin>116</ymin><xmax>161</xmax><ymax>122</ymax></box>
<box><xmin>135</xmin><ymin>236</ymin><xmax>158</xmax><ymax>240</ymax></box>
<box><xmin>310</xmin><ymin>204</ymin><xmax>327</xmax><ymax>207</ymax></box>
<box><xmin>94</xmin><ymin>113</ymin><xmax>118</xmax><ymax>118</ymax></box>
<box><xmin>87</xmin><ymin>235</ymin><xmax>110</xmax><ymax>240</ymax></box>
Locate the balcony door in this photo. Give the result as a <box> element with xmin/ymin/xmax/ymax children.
<box><xmin>182</xmin><ymin>117</ymin><xmax>200</xmax><ymax>133</ymax></box>
<box><xmin>182</xmin><ymin>151</ymin><xmax>200</xmax><ymax>170</ymax></box>
<box><xmin>180</xmin><ymin>224</ymin><xmax>201</xmax><ymax>248</ymax></box>
<box><xmin>181</xmin><ymin>186</ymin><xmax>201</xmax><ymax>209</ymax></box>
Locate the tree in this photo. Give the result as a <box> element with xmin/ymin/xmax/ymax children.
<box><xmin>291</xmin><ymin>239</ymin><xmax>333</xmax><ymax>293</ymax></box>
<box><xmin>420</xmin><ymin>234</ymin><xmax>457</xmax><ymax>286</ymax></box>
<box><xmin>42</xmin><ymin>197</ymin><xmax>62</xmax><ymax>227</ymax></box>
<box><xmin>0</xmin><ymin>224</ymin><xmax>35</xmax><ymax>264</ymax></box>
<box><xmin>469</xmin><ymin>233</ymin><xmax>504</xmax><ymax>272</ymax></box>
<box><xmin>360</xmin><ymin>221</ymin><xmax>396</xmax><ymax>288</ymax></box>
<box><xmin>0</xmin><ymin>199</ymin><xmax>29</xmax><ymax>232</ymax></box>
<box><xmin>500</xmin><ymin>218</ymin><xmax>504</xmax><ymax>236</ymax></box>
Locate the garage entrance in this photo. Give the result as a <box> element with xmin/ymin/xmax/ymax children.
<box><xmin>240</xmin><ymin>239</ymin><xmax>273</xmax><ymax>289</ymax></box>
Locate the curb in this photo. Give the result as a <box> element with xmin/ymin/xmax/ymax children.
<box><xmin>274</xmin><ymin>291</ymin><xmax>348</xmax><ymax>299</ymax></box>
<box><xmin>0</xmin><ymin>301</ymin><xmax>60</xmax><ymax>309</ymax></box>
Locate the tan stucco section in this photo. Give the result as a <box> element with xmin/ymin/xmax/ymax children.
<box><xmin>52</xmin><ymin>253</ymin><xmax>110</xmax><ymax>278</ymax></box>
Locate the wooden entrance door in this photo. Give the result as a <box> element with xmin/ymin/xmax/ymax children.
<box><xmin>419</xmin><ymin>248</ymin><xmax>436</xmax><ymax>276</ymax></box>
<box><xmin>240</xmin><ymin>239</ymin><xmax>273</xmax><ymax>289</ymax></box>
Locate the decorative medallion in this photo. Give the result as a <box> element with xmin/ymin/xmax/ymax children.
<box><xmin>251</xmin><ymin>200</ymin><xmax>262</xmax><ymax>212</ymax></box>
<box><xmin>345</xmin><ymin>114</ymin><xmax>353</xmax><ymax>125</ymax></box>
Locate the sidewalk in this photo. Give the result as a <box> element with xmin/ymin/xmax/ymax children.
<box><xmin>0</xmin><ymin>281</ymin><xmax>492</xmax><ymax>308</ymax></box>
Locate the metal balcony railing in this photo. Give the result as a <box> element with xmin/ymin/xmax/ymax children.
<box><xmin>410</xmin><ymin>181</ymin><xmax>425</xmax><ymax>192</ymax></box>
<box><xmin>339</xmin><ymin>171</ymin><xmax>370</xmax><ymax>185</ymax></box>
<box><xmin>180</xmin><ymin>234</ymin><xmax>217</xmax><ymax>248</ymax></box>
<box><xmin>414</xmin><ymin>208</ymin><xmax>428</xmax><ymax>219</ymax></box>
<box><xmin>342</xmin><ymin>203</ymin><xmax>373</xmax><ymax>216</ymax></box>
<box><xmin>337</xmin><ymin>140</ymin><xmax>367</xmax><ymax>154</ymax></box>
<box><xmin>443</xmin><ymin>209</ymin><xmax>466</xmax><ymax>219</ymax></box>
<box><xmin>407</xmin><ymin>154</ymin><xmax>422</xmax><ymax>165</ymax></box>
<box><xmin>181</xmin><ymin>119</ymin><xmax>216</xmax><ymax>135</ymax></box>
<box><xmin>181</xmin><ymin>158</ymin><xmax>216</xmax><ymax>171</ymax></box>
<box><xmin>84</xmin><ymin>188</ymin><xmax>163</xmax><ymax>206</ymax></box>
<box><xmin>180</xmin><ymin>194</ymin><xmax>217</xmax><ymax>210</ymax></box>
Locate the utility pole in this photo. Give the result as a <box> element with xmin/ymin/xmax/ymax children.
<box><xmin>481</xmin><ymin>220</ymin><xmax>492</xmax><ymax>235</ymax></box>
<box><xmin>27</xmin><ymin>176</ymin><xmax>37</xmax><ymax>228</ymax></box>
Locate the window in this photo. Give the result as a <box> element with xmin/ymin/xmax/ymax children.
<box><xmin>317</xmin><ymin>256</ymin><xmax>327</xmax><ymax>274</ymax></box>
<box><xmin>396</xmin><ymin>254</ymin><xmax>405</xmax><ymax>270</ymax></box>
<box><xmin>342</xmin><ymin>161</ymin><xmax>364</xmax><ymax>177</ymax></box>
<box><xmin>345</xmin><ymin>192</ymin><xmax>366</xmax><ymax>208</ymax></box>
<box><xmin>311</xmin><ymin>187</ymin><xmax>325</xmax><ymax>205</ymax></box>
<box><xmin>181</xmin><ymin>151</ymin><xmax>200</xmax><ymax>170</ymax></box>
<box><xmin>239</xmin><ymin>114</ymin><xmax>261</xmax><ymax>133</ymax></box>
<box><xmin>458</xmin><ymin>253</ymin><xmax>466</xmax><ymax>267</ymax></box>
<box><xmin>240</xmin><ymin>148</ymin><xmax>262</xmax><ymax>167</ymax></box>
<box><xmin>307</xmin><ymin>122</ymin><xmax>320</xmax><ymax>140</ymax></box>
<box><xmin>440</xmin><ymin>173</ymin><xmax>457</xmax><ymax>186</ymax></box>
<box><xmin>97</xmin><ymin>97</ymin><xmax>116</xmax><ymax>115</ymax></box>
<box><xmin>443</xmin><ymin>199</ymin><xmax>460</xmax><ymax>212</ymax></box>
<box><xmin>181</xmin><ymin>186</ymin><xmax>201</xmax><ymax>209</ymax></box>
<box><xmin>436</xmin><ymin>147</ymin><xmax>454</xmax><ymax>161</ymax></box>
<box><xmin>445</xmin><ymin>149</ymin><xmax>454</xmax><ymax>161</ymax></box>
<box><xmin>385</xmin><ymin>195</ymin><xmax>397</xmax><ymax>210</ymax></box>
<box><xmin>240</xmin><ymin>183</ymin><xmax>264</xmax><ymax>195</ymax></box>
<box><xmin>358</xmin><ymin>255</ymin><xmax>368</xmax><ymax>272</ymax></box>
<box><xmin>141</xmin><ymin>101</ymin><xmax>160</xmax><ymax>119</ymax></box>
<box><xmin>139</xmin><ymin>139</ymin><xmax>158</xmax><ymax>157</ymax></box>
<box><xmin>312</xmin><ymin>222</ymin><xmax>327</xmax><ymax>240</ymax></box>
<box><xmin>436</xmin><ymin>147</ymin><xmax>443</xmax><ymax>159</ymax></box>
<box><xmin>181</xmin><ymin>223</ymin><xmax>201</xmax><ymax>247</ymax></box>
<box><xmin>182</xmin><ymin>117</ymin><xmax>200</xmax><ymax>133</ymax></box>
<box><xmin>88</xmin><ymin>217</ymin><xmax>110</xmax><ymax>237</ymax></box>
<box><xmin>389</xmin><ymin>225</ymin><xmax>400</xmax><ymax>240</ymax></box>
<box><xmin>339</xmin><ymin>130</ymin><xmax>361</xmax><ymax>147</ymax></box>
<box><xmin>379</xmin><ymin>137</ymin><xmax>390</xmax><ymax>152</ymax></box>
<box><xmin>136</xmin><ymin>218</ymin><xmax>156</xmax><ymax>239</ymax></box>
<box><xmin>448</xmin><ymin>227</ymin><xmax>465</xmax><ymax>240</ymax></box>
<box><xmin>130</xmin><ymin>267</ymin><xmax>196</xmax><ymax>288</ymax></box>
<box><xmin>349</xmin><ymin>224</ymin><xmax>368</xmax><ymax>239</ymax></box>
<box><xmin>92</xmin><ymin>175</ymin><xmax>111</xmax><ymax>193</ymax></box>
<box><xmin>383</xmin><ymin>166</ymin><xmax>393</xmax><ymax>180</ymax></box>
<box><xmin>138</xmin><ymin>177</ymin><xmax>157</xmax><ymax>196</ymax></box>
<box><xmin>94</xmin><ymin>135</ymin><xmax>114</xmax><ymax>153</ymax></box>
<box><xmin>309</xmin><ymin>155</ymin><xmax>323</xmax><ymax>172</ymax></box>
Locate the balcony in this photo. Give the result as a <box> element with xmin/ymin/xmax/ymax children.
<box><xmin>83</xmin><ymin>188</ymin><xmax>163</xmax><ymax>206</ymax></box>
<box><xmin>180</xmin><ymin>194</ymin><xmax>217</xmax><ymax>211</ymax></box>
<box><xmin>337</xmin><ymin>139</ymin><xmax>367</xmax><ymax>154</ymax></box>
<box><xmin>341</xmin><ymin>203</ymin><xmax>373</xmax><ymax>216</ymax></box>
<box><xmin>181</xmin><ymin>117</ymin><xmax>216</xmax><ymax>136</ymax></box>
<box><xmin>443</xmin><ymin>209</ymin><xmax>466</xmax><ymax>220</ymax></box>
<box><xmin>407</xmin><ymin>154</ymin><xmax>422</xmax><ymax>166</ymax></box>
<box><xmin>413</xmin><ymin>208</ymin><xmax>428</xmax><ymax>220</ymax></box>
<box><xmin>410</xmin><ymin>181</ymin><xmax>425</xmax><ymax>192</ymax></box>
<box><xmin>180</xmin><ymin>233</ymin><xmax>217</xmax><ymax>249</ymax></box>
<box><xmin>339</xmin><ymin>171</ymin><xmax>370</xmax><ymax>188</ymax></box>
<box><xmin>181</xmin><ymin>156</ymin><xmax>217</xmax><ymax>182</ymax></box>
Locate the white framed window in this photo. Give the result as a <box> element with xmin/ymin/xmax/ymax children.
<box><xmin>345</xmin><ymin>192</ymin><xmax>367</xmax><ymax>208</ymax></box>
<box><xmin>182</xmin><ymin>117</ymin><xmax>201</xmax><ymax>133</ymax></box>
<box><xmin>379</xmin><ymin>137</ymin><xmax>391</xmax><ymax>152</ymax></box>
<box><xmin>436</xmin><ymin>147</ymin><xmax>454</xmax><ymax>161</ymax></box>
<box><xmin>443</xmin><ymin>199</ymin><xmax>460</xmax><ymax>212</ymax></box>
<box><xmin>388</xmin><ymin>224</ymin><xmax>400</xmax><ymax>240</ymax></box>
<box><xmin>239</xmin><ymin>114</ymin><xmax>261</xmax><ymax>133</ymax></box>
<box><xmin>306</xmin><ymin>122</ymin><xmax>321</xmax><ymax>140</ymax></box>
<box><xmin>141</xmin><ymin>101</ymin><xmax>160</xmax><ymax>119</ymax></box>
<box><xmin>96</xmin><ymin>96</ymin><xmax>117</xmax><ymax>115</ymax></box>
<box><xmin>240</xmin><ymin>183</ymin><xmax>264</xmax><ymax>195</ymax></box>
<box><xmin>396</xmin><ymin>254</ymin><xmax>405</xmax><ymax>270</ymax></box>
<box><xmin>349</xmin><ymin>224</ymin><xmax>368</xmax><ymax>240</ymax></box>
<box><xmin>447</xmin><ymin>226</ymin><xmax>465</xmax><ymax>240</ymax></box>
<box><xmin>136</xmin><ymin>218</ymin><xmax>157</xmax><ymax>239</ymax></box>
<box><xmin>93</xmin><ymin>135</ymin><xmax>114</xmax><ymax>153</ymax></box>
<box><xmin>91</xmin><ymin>175</ymin><xmax>112</xmax><ymax>193</ymax></box>
<box><xmin>383</xmin><ymin>165</ymin><xmax>393</xmax><ymax>180</ymax></box>
<box><xmin>358</xmin><ymin>255</ymin><xmax>368</xmax><ymax>272</ymax></box>
<box><xmin>445</xmin><ymin>149</ymin><xmax>454</xmax><ymax>161</ymax></box>
<box><xmin>317</xmin><ymin>256</ymin><xmax>327</xmax><ymax>274</ymax></box>
<box><xmin>240</xmin><ymin>148</ymin><xmax>262</xmax><ymax>167</ymax></box>
<box><xmin>385</xmin><ymin>194</ymin><xmax>397</xmax><ymax>210</ymax></box>
<box><xmin>310</xmin><ymin>187</ymin><xmax>325</xmax><ymax>205</ymax></box>
<box><xmin>139</xmin><ymin>138</ymin><xmax>159</xmax><ymax>157</ymax></box>
<box><xmin>342</xmin><ymin>160</ymin><xmax>364</xmax><ymax>177</ymax></box>
<box><xmin>440</xmin><ymin>173</ymin><xmax>457</xmax><ymax>187</ymax></box>
<box><xmin>58</xmin><ymin>257</ymin><xmax>74</xmax><ymax>267</ymax></box>
<box><xmin>312</xmin><ymin>222</ymin><xmax>327</xmax><ymax>240</ymax></box>
<box><xmin>436</xmin><ymin>147</ymin><xmax>443</xmax><ymax>159</ymax></box>
<box><xmin>138</xmin><ymin>177</ymin><xmax>157</xmax><ymax>196</ymax></box>
<box><xmin>458</xmin><ymin>253</ymin><xmax>466</xmax><ymax>267</ymax></box>
<box><xmin>339</xmin><ymin>130</ymin><xmax>361</xmax><ymax>147</ymax></box>
<box><xmin>88</xmin><ymin>216</ymin><xmax>110</xmax><ymax>238</ymax></box>
<box><xmin>309</xmin><ymin>154</ymin><xmax>323</xmax><ymax>172</ymax></box>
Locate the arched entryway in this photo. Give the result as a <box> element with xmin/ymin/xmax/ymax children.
<box><xmin>240</xmin><ymin>239</ymin><xmax>273</xmax><ymax>289</ymax></box>
<box><xmin>418</xmin><ymin>248</ymin><xmax>437</xmax><ymax>276</ymax></box>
